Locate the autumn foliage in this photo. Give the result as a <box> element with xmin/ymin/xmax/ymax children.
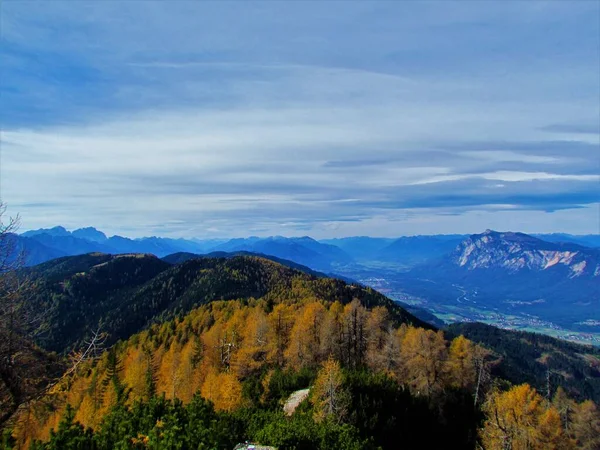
<box><xmin>7</xmin><ymin>294</ymin><xmax>598</xmax><ymax>450</ymax></box>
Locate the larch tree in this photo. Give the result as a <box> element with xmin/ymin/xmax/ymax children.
<box><xmin>232</xmin><ymin>307</ymin><xmax>271</xmax><ymax>377</ymax></box>
<box><xmin>285</xmin><ymin>301</ymin><xmax>326</xmax><ymax>370</ymax></box>
<box><xmin>446</xmin><ymin>335</ymin><xmax>476</xmax><ymax>390</ymax></box>
<box><xmin>400</xmin><ymin>327</ymin><xmax>448</xmax><ymax>397</ymax></box>
<box><xmin>267</xmin><ymin>303</ymin><xmax>293</xmax><ymax>367</ymax></box>
<box><xmin>480</xmin><ymin>383</ymin><xmax>571</xmax><ymax>450</ymax></box>
<box><xmin>320</xmin><ymin>301</ymin><xmax>345</xmax><ymax>363</ymax></box>
<box><xmin>310</xmin><ymin>356</ymin><xmax>350</xmax><ymax>424</ymax></box>
<box><xmin>571</xmin><ymin>400</ymin><xmax>600</xmax><ymax>450</ymax></box>
<box><xmin>343</xmin><ymin>299</ymin><xmax>368</xmax><ymax>369</ymax></box>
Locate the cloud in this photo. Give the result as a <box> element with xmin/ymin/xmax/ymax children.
<box><xmin>0</xmin><ymin>1</ymin><xmax>598</xmax><ymax>237</ymax></box>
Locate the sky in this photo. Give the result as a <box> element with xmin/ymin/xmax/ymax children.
<box><xmin>1</xmin><ymin>1</ymin><xmax>599</xmax><ymax>238</ymax></box>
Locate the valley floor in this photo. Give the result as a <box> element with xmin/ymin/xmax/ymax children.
<box><xmin>337</xmin><ymin>268</ymin><xmax>600</xmax><ymax>346</ymax></box>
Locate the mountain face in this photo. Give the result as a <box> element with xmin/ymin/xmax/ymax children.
<box><xmin>452</xmin><ymin>230</ymin><xmax>599</xmax><ymax>277</ymax></box>
<box><xmin>19</xmin><ymin>252</ymin><xmax>426</xmax><ymax>354</ymax></box>
<box><xmin>71</xmin><ymin>227</ymin><xmax>108</xmax><ymax>242</ymax></box>
<box><xmin>401</xmin><ymin>230</ymin><xmax>600</xmax><ymax>331</ymax></box>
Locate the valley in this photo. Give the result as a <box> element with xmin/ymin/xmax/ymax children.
<box><xmin>342</xmin><ymin>270</ymin><xmax>600</xmax><ymax>346</ymax></box>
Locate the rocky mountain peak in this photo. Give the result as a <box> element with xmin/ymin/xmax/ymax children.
<box><xmin>452</xmin><ymin>230</ymin><xmax>599</xmax><ymax>277</ymax></box>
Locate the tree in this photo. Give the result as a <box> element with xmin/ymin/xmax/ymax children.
<box><xmin>0</xmin><ymin>205</ymin><xmax>28</xmax><ymax>424</ymax></box>
<box><xmin>232</xmin><ymin>307</ymin><xmax>272</xmax><ymax>376</ymax></box>
<box><xmin>311</xmin><ymin>357</ymin><xmax>350</xmax><ymax>424</ymax></box>
<box><xmin>400</xmin><ymin>327</ymin><xmax>447</xmax><ymax>397</ymax></box>
<box><xmin>365</xmin><ymin>306</ymin><xmax>390</xmax><ymax>368</ymax></box>
<box><xmin>286</xmin><ymin>302</ymin><xmax>326</xmax><ymax>370</ymax></box>
<box><xmin>571</xmin><ymin>400</ymin><xmax>600</xmax><ymax>450</ymax></box>
<box><xmin>552</xmin><ymin>387</ymin><xmax>576</xmax><ymax>434</ymax></box>
<box><xmin>480</xmin><ymin>384</ymin><xmax>571</xmax><ymax>449</ymax></box>
<box><xmin>321</xmin><ymin>301</ymin><xmax>345</xmax><ymax>363</ymax></box>
<box><xmin>343</xmin><ymin>300</ymin><xmax>367</xmax><ymax>369</ymax></box>
<box><xmin>268</xmin><ymin>303</ymin><xmax>293</xmax><ymax>367</ymax></box>
<box><xmin>41</xmin><ymin>404</ymin><xmax>94</xmax><ymax>450</ymax></box>
<box><xmin>446</xmin><ymin>335</ymin><xmax>476</xmax><ymax>390</ymax></box>
<box><xmin>200</xmin><ymin>368</ymin><xmax>243</xmax><ymax>412</ymax></box>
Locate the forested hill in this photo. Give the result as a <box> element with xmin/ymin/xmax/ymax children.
<box><xmin>6</xmin><ymin>254</ymin><xmax>600</xmax><ymax>449</ymax></box>
<box><xmin>19</xmin><ymin>252</ymin><xmax>428</xmax><ymax>354</ymax></box>
<box><xmin>447</xmin><ymin>322</ymin><xmax>600</xmax><ymax>403</ymax></box>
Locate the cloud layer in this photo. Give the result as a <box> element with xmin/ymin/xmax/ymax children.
<box><xmin>1</xmin><ymin>1</ymin><xmax>598</xmax><ymax>237</ymax></box>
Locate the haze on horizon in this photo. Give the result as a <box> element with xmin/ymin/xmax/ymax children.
<box><xmin>1</xmin><ymin>1</ymin><xmax>599</xmax><ymax>239</ymax></box>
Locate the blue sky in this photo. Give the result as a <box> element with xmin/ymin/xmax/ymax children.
<box><xmin>1</xmin><ymin>1</ymin><xmax>599</xmax><ymax>238</ymax></box>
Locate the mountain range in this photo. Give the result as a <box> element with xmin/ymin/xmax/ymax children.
<box><xmin>17</xmin><ymin>225</ymin><xmax>600</xmax><ymax>269</ymax></box>
<box><xmin>13</xmin><ymin>225</ymin><xmax>600</xmax><ymax>339</ymax></box>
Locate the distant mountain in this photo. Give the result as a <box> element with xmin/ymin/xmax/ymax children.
<box><xmin>213</xmin><ymin>236</ymin><xmax>354</xmax><ymax>271</ymax></box>
<box><xmin>18</xmin><ymin>227</ymin><xmax>216</xmax><ymax>263</ymax></box>
<box><xmin>376</xmin><ymin>235</ymin><xmax>465</xmax><ymax>266</ymax></box>
<box><xmin>402</xmin><ymin>230</ymin><xmax>600</xmax><ymax>330</ymax></box>
<box><xmin>3</xmin><ymin>233</ymin><xmax>67</xmax><ymax>266</ymax></box>
<box><xmin>71</xmin><ymin>227</ymin><xmax>107</xmax><ymax>242</ymax></box>
<box><xmin>21</xmin><ymin>226</ymin><xmax>71</xmax><ymax>238</ymax></box>
<box><xmin>25</xmin><ymin>233</ymin><xmax>116</xmax><ymax>256</ymax></box>
<box><xmin>320</xmin><ymin>237</ymin><xmax>395</xmax><ymax>260</ymax></box>
<box><xmin>448</xmin><ymin>230</ymin><xmax>599</xmax><ymax>276</ymax></box>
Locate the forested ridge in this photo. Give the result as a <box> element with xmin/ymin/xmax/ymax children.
<box><xmin>16</xmin><ymin>253</ymin><xmax>427</xmax><ymax>353</ymax></box>
<box><xmin>2</xmin><ymin>254</ymin><xmax>599</xmax><ymax>449</ymax></box>
<box><xmin>447</xmin><ymin>322</ymin><xmax>600</xmax><ymax>403</ymax></box>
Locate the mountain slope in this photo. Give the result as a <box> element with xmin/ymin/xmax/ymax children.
<box><xmin>447</xmin><ymin>322</ymin><xmax>600</xmax><ymax>402</ymax></box>
<box><xmin>3</xmin><ymin>234</ymin><xmax>66</xmax><ymax>266</ymax></box>
<box><xmin>19</xmin><ymin>253</ymin><xmax>428</xmax><ymax>354</ymax></box>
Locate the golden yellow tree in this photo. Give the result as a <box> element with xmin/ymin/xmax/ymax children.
<box><xmin>122</xmin><ymin>346</ymin><xmax>148</xmax><ymax>401</ymax></box>
<box><xmin>446</xmin><ymin>335</ymin><xmax>476</xmax><ymax>390</ymax></box>
<box><xmin>321</xmin><ymin>301</ymin><xmax>345</xmax><ymax>362</ymax></box>
<box><xmin>310</xmin><ymin>356</ymin><xmax>349</xmax><ymax>424</ymax></box>
<box><xmin>400</xmin><ymin>327</ymin><xmax>448</xmax><ymax>397</ymax></box>
<box><xmin>480</xmin><ymin>384</ymin><xmax>571</xmax><ymax>450</ymax></box>
<box><xmin>175</xmin><ymin>339</ymin><xmax>197</xmax><ymax>403</ymax></box>
<box><xmin>200</xmin><ymin>368</ymin><xmax>243</xmax><ymax>412</ymax></box>
<box><xmin>285</xmin><ymin>302</ymin><xmax>326</xmax><ymax>370</ymax></box>
<box><xmin>571</xmin><ymin>400</ymin><xmax>600</xmax><ymax>450</ymax></box>
<box><xmin>267</xmin><ymin>303</ymin><xmax>293</xmax><ymax>367</ymax></box>
<box><xmin>232</xmin><ymin>307</ymin><xmax>272</xmax><ymax>377</ymax></box>
<box><xmin>156</xmin><ymin>341</ymin><xmax>182</xmax><ymax>399</ymax></box>
<box><xmin>217</xmin><ymin>371</ymin><xmax>244</xmax><ymax>412</ymax></box>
